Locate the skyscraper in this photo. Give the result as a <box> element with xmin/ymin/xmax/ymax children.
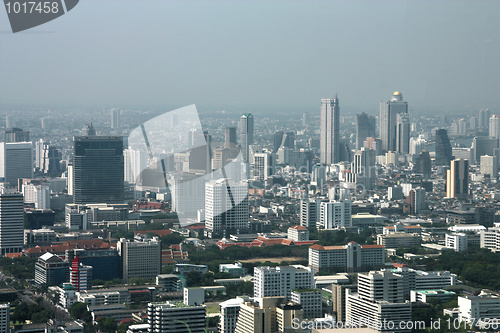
<box><xmin>0</xmin><ymin>192</ymin><xmax>24</xmax><ymax>255</ymax></box>
<box><xmin>489</xmin><ymin>115</ymin><xmax>500</xmax><ymax>141</ymax></box>
<box><xmin>396</xmin><ymin>112</ymin><xmax>410</xmax><ymax>154</ymax></box>
<box><xmin>225</xmin><ymin>127</ymin><xmax>237</xmax><ymax>149</ymax></box>
<box><xmin>379</xmin><ymin>91</ymin><xmax>408</xmax><ymax>152</ymax></box>
<box><xmin>352</xmin><ymin>148</ymin><xmax>376</xmax><ymax>190</ymax></box>
<box><xmin>273</xmin><ymin>131</ymin><xmax>295</xmax><ymax>153</ymax></box>
<box><xmin>434</xmin><ymin>129</ymin><xmax>453</xmax><ymax>166</ymax></box>
<box><xmin>240</xmin><ymin>114</ymin><xmax>254</xmax><ymax>163</ymax></box>
<box><xmin>72</xmin><ymin>126</ymin><xmax>124</xmax><ymax>204</ymax></box>
<box><xmin>118</xmin><ymin>238</ymin><xmax>161</xmax><ymax>282</ymax></box>
<box><xmin>204</xmin><ymin>178</ymin><xmax>249</xmax><ymax>238</ymax></box>
<box><xmin>356</xmin><ymin>112</ymin><xmax>376</xmax><ymax>150</ymax></box>
<box><xmin>479</xmin><ymin>108</ymin><xmax>491</xmax><ymax>131</ymax></box>
<box><xmin>110</xmin><ymin>108</ymin><xmax>120</xmax><ymax>129</ymax></box>
<box><xmin>446</xmin><ymin>159</ymin><xmax>469</xmax><ymax>199</ymax></box>
<box><xmin>413</xmin><ymin>150</ymin><xmax>432</xmax><ymax>178</ymax></box>
<box><xmin>4</xmin><ymin>128</ymin><xmax>29</xmax><ymax>143</ymax></box>
<box><xmin>0</xmin><ymin>142</ymin><xmax>34</xmax><ymax>185</ymax></box>
<box><xmin>320</xmin><ymin>96</ymin><xmax>340</xmax><ymax>164</ymax></box>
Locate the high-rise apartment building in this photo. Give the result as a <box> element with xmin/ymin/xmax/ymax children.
<box><xmin>253</xmin><ymin>152</ymin><xmax>275</xmax><ymax>180</ymax></box>
<box><xmin>480</xmin><ymin>155</ymin><xmax>497</xmax><ymax>178</ymax></box>
<box><xmin>352</xmin><ymin>148</ymin><xmax>376</xmax><ymax>190</ymax></box>
<box><xmin>22</xmin><ymin>183</ymin><xmax>50</xmax><ymax>210</ymax></box>
<box><xmin>72</xmin><ymin>129</ymin><xmax>124</xmax><ymax>204</ymax></box>
<box><xmin>118</xmin><ymin>238</ymin><xmax>161</xmax><ymax>282</ymax></box>
<box><xmin>489</xmin><ymin>115</ymin><xmax>500</xmax><ymax>140</ymax></box>
<box><xmin>240</xmin><ymin>114</ymin><xmax>254</xmax><ymax>163</ymax></box>
<box><xmin>124</xmin><ymin>148</ymin><xmax>148</xmax><ymax>184</ymax></box>
<box><xmin>446</xmin><ymin>159</ymin><xmax>469</xmax><ymax>199</ymax></box>
<box><xmin>299</xmin><ymin>198</ymin><xmax>321</xmax><ymax>228</ymax></box>
<box><xmin>319</xmin><ymin>200</ymin><xmax>352</xmax><ymax>230</ymax></box>
<box><xmin>320</xmin><ymin>96</ymin><xmax>340</xmax><ymax>164</ymax></box>
<box><xmin>346</xmin><ymin>271</ymin><xmax>412</xmax><ymax>332</ymax></box>
<box><xmin>356</xmin><ymin>113</ymin><xmax>376</xmax><ymax>150</ymax></box>
<box><xmin>35</xmin><ymin>140</ymin><xmax>61</xmax><ymax>175</ymax></box>
<box><xmin>0</xmin><ymin>142</ymin><xmax>33</xmax><ymax>185</ymax></box>
<box><xmin>379</xmin><ymin>91</ymin><xmax>408</xmax><ymax>152</ymax></box>
<box><xmin>204</xmin><ymin>179</ymin><xmax>249</xmax><ymax>238</ymax></box>
<box><xmin>253</xmin><ymin>265</ymin><xmax>313</xmax><ymax>299</ymax></box>
<box><xmin>409</xmin><ymin>187</ymin><xmax>426</xmax><ymax>214</ymax></box>
<box><xmin>0</xmin><ymin>192</ymin><xmax>24</xmax><ymax>255</ymax></box>
<box><xmin>479</xmin><ymin>108</ymin><xmax>491</xmax><ymax>131</ymax></box>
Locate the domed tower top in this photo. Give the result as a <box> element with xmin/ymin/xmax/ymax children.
<box><xmin>391</xmin><ymin>91</ymin><xmax>403</xmax><ymax>101</ymax></box>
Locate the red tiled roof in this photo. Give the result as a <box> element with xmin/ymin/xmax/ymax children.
<box><xmin>5</xmin><ymin>253</ymin><xmax>22</xmax><ymax>258</ymax></box>
<box><xmin>361</xmin><ymin>244</ymin><xmax>385</xmax><ymax>249</ymax></box>
<box><xmin>289</xmin><ymin>225</ymin><xmax>307</xmax><ymax>231</ymax></box>
<box><xmin>187</xmin><ymin>225</ymin><xmax>205</xmax><ymax>230</ymax></box>
<box><xmin>134</xmin><ymin>230</ymin><xmax>172</xmax><ymax>237</ymax></box>
<box><xmin>25</xmin><ymin>239</ymin><xmax>112</xmax><ymax>256</ymax></box>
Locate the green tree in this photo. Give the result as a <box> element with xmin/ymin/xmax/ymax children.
<box><xmin>70</xmin><ymin>302</ymin><xmax>92</xmax><ymax>322</ymax></box>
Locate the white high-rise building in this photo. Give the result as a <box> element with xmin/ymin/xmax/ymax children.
<box><xmin>396</xmin><ymin>112</ymin><xmax>410</xmax><ymax>154</ymax></box>
<box><xmin>320</xmin><ymin>96</ymin><xmax>340</xmax><ymax>165</ymax></box>
<box><xmin>380</xmin><ymin>91</ymin><xmax>408</xmax><ymax>152</ymax></box>
<box><xmin>111</xmin><ymin>108</ymin><xmax>121</xmax><ymax>129</ymax></box>
<box><xmin>124</xmin><ymin>148</ymin><xmax>148</xmax><ymax>184</ymax></box>
<box><xmin>319</xmin><ymin>200</ymin><xmax>352</xmax><ymax>230</ymax></box>
<box><xmin>489</xmin><ymin>115</ymin><xmax>500</xmax><ymax>141</ymax></box>
<box><xmin>300</xmin><ymin>198</ymin><xmax>321</xmax><ymax>228</ymax></box>
<box><xmin>204</xmin><ymin>179</ymin><xmax>249</xmax><ymax>238</ymax></box>
<box><xmin>218</xmin><ymin>297</ymin><xmax>246</xmax><ymax>333</ymax></box>
<box><xmin>0</xmin><ymin>192</ymin><xmax>24</xmax><ymax>255</ymax></box>
<box><xmin>480</xmin><ymin>223</ymin><xmax>500</xmax><ymax>252</ymax></box>
<box><xmin>409</xmin><ymin>135</ymin><xmax>426</xmax><ymax>156</ymax></box>
<box><xmin>148</xmin><ymin>301</ymin><xmax>206</xmax><ymax>333</ymax></box>
<box><xmin>480</xmin><ymin>155</ymin><xmax>497</xmax><ymax>178</ymax></box>
<box><xmin>0</xmin><ymin>142</ymin><xmax>33</xmax><ymax>185</ymax></box>
<box><xmin>445</xmin><ymin>233</ymin><xmax>468</xmax><ymax>252</ymax></box>
<box><xmin>346</xmin><ymin>271</ymin><xmax>412</xmax><ymax>332</ymax></box>
<box><xmin>352</xmin><ymin>148</ymin><xmax>376</xmax><ymax>190</ymax></box>
<box><xmin>22</xmin><ymin>184</ymin><xmax>50</xmax><ymax>209</ymax></box>
<box><xmin>253</xmin><ymin>265</ymin><xmax>313</xmax><ymax>299</ymax></box>
<box><xmin>253</xmin><ymin>152</ymin><xmax>275</xmax><ymax>181</ymax></box>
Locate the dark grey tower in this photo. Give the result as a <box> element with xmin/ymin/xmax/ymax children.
<box><xmin>225</xmin><ymin>127</ymin><xmax>237</xmax><ymax>149</ymax></box>
<box><xmin>73</xmin><ymin>126</ymin><xmax>124</xmax><ymax>204</ymax></box>
<box><xmin>380</xmin><ymin>91</ymin><xmax>408</xmax><ymax>152</ymax></box>
<box><xmin>356</xmin><ymin>113</ymin><xmax>376</xmax><ymax>150</ymax></box>
<box><xmin>434</xmin><ymin>129</ymin><xmax>453</xmax><ymax>166</ymax></box>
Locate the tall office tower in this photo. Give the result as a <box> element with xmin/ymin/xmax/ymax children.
<box><xmin>320</xmin><ymin>96</ymin><xmax>340</xmax><ymax>164</ymax></box>
<box><xmin>396</xmin><ymin>113</ymin><xmax>410</xmax><ymax>154</ymax></box>
<box><xmin>319</xmin><ymin>200</ymin><xmax>352</xmax><ymax>230</ymax></box>
<box><xmin>409</xmin><ymin>187</ymin><xmax>426</xmax><ymax>214</ymax></box>
<box><xmin>5</xmin><ymin>116</ymin><xmax>13</xmax><ymax>129</ymax></box>
<box><xmin>469</xmin><ymin>116</ymin><xmax>477</xmax><ymax>131</ymax></box>
<box><xmin>413</xmin><ymin>150</ymin><xmax>432</xmax><ymax>178</ymax></box>
<box><xmin>434</xmin><ymin>129</ymin><xmax>453</xmax><ymax>166</ymax></box>
<box><xmin>480</xmin><ymin>155</ymin><xmax>497</xmax><ymax>178</ymax></box>
<box><xmin>479</xmin><ymin>108</ymin><xmax>491</xmax><ymax>130</ymax></box>
<box><xmin>204</xmin><ymin>179</ymin><xmax>249</xmax><ymax>238</ymax></box>
<box><xmin>34</xmin><ymin>253</ymin><xmax>70</xmax><ymax>286</ymax></box>
<box><xmin>352</xmin><ymin>148</ymin><xmax>376</xmax><ymax>190</ymax></box>
<box><xmin>72</xmin><ymin>131</ymin><xmax>124</xmax><ymax>204</ymax></box>
<box><xmin>0</xmin><ymin>142</ymin><xmax>33</xmax><ymax>185</ymax></box>
<box><xmin>356</xmin><ymin>112</ymin><xmax>376</xmax><ymax>150</ymax></box>
<box><xmin>300</xmin><ymin>198</ymin><xmax>321</xmax><ymax>228</ymax></box>
<box><xmin>379</xmin><ymin>91</ymin><xmax>408</xmax><ymax>152</ymax></box>
<box><xmin>364</xmin><ymin>137</ymin><xmax>383</xmax><ymax>156</ymax></box>
<box><xmin>118</xmin><ymin>238</ymin><xmax>161</xmax><ymax>282</ymax></box>
<box><xmin>240</xmin><ymin>113</ymin><xmax>254</xmax><ymax>163</ymax></box>
<box><xmin>4</xmin><ymin>128</ymin><xmax>29</xmax><ymax>143</ymax></box>
<box><xmin>409</xmin><ymin>135</ymin><xmax>426</xmax><ymax>156</ymax></box>
<box><xmin>253</xmin><ymin>153</ymin><xmax>275</xmax><ymax>181</ymax></box>
<box><xmin>332</xmin><ymin>283</ymin><xmax>357</xmax><ymax>323</ymax></box>
<box><xmin>446</xmin><ymin>159</ymin><xmax>469</xmax><ymax>199</ymax></box>
<box><xmin>253</xmin><ymin>265</ymin><xmax>313</xmax><ymax>298</ymax></box>
<box><xmin>0</xmin><ymin>193</ymin><xmax>23</xmax><ymax>255</ymax></box>
<box><xmin>110</xmin><ymin>108</ymin><xmax>120</xmax><ymax>129</ymax></box>
<box><xmin>123</xmin><ymin>148</ymin><xmax>148</xmax><ymax>184</ymax></box>
<box><xmin>273</xmin><ymin>131</ymin><xmax>295</xmax><ymax>153</ymax></box>
<box><xmin>225</xmin><ymin>127</ymin><xmax>237</xmax><ymax>149</ymax></box>
<box><xmin>346</xmin><ymin>271</ymin><xmax>411</xmax><ymax>333</ymax></box>
<box><xmin>489</xmin><ymin>115</ymin><xmax>500</xmax><ymax>140</ymax></box>
<box><xmin>471</xmin><ymin>136</ymin><xmax>499</xmax><ymax>163</ymax></box>
<box><xmin>70</xmin><ymin>256</ymin><xmax>92</xmax><ymax>292</ymax></box>
<box><xmin>302</xmin><ymin>112</ymin><xmax>308</xmax><ymax>127</ymax></box>
<box><xmin>148</xmin><ymin>301</ymin><xmax>206</xmax><ymax>333</ymax></box>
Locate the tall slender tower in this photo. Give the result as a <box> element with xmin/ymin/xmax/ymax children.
<box><xmin>396</xmin><ymin>112</ymin><xmax>410</xmax><ymax>154</ymax></box>
<box><xmin>446</xmin><ymin>159</ymin><xmax>469</xmax><ymax>199</ymax></box>
<box><xmin>320</xmin><ymin>96</ymin><xmax>340</xmax><ymax>165</ymax></box>
<box><xmin>240</xmin><ymin>114</ymin><xmax>254</xmax><ymax>163</ymax></box>
<box><xmin>356</xmin><ymin>113</ymin><xmax>376</xmax><ymax>150</ymax></box>
<box><xmin>379</xmin><ymin>91</ymin><xmax>408</xmax><ymax>152</ymax></box>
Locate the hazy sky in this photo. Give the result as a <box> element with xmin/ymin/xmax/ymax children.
<box><xmin>1</xmin><ymin>0</ymin><xmax>499</xmax><ymax>115</ymax></box>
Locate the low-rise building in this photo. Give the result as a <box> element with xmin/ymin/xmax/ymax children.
<box><xmin>445</xmin><ymin>233</ymin><xmax>468</xmax><ymax>252</ymax></box>
<box><xmin>147</xmin><ymin>301</ymin><xmax>206</xmax><ymax>333</ymax></box>
<box><xmin>457</xmin><ymin>292</ymin><xmax>500</xmax><ymax>327</ymax></box>
<box><xmin>376</xmin><ymin>233</ymin><xmax>421</xmax><ymax>249</ymax></box>
<box><xmin>410</xmin><ymin>290</ymin><xmax>456</xmax><ymax>303</ymax></box>
<box><xmin>287</xmin><ymin>225</ymin><xmax>309</xmax><ymax>241</ymax></box>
